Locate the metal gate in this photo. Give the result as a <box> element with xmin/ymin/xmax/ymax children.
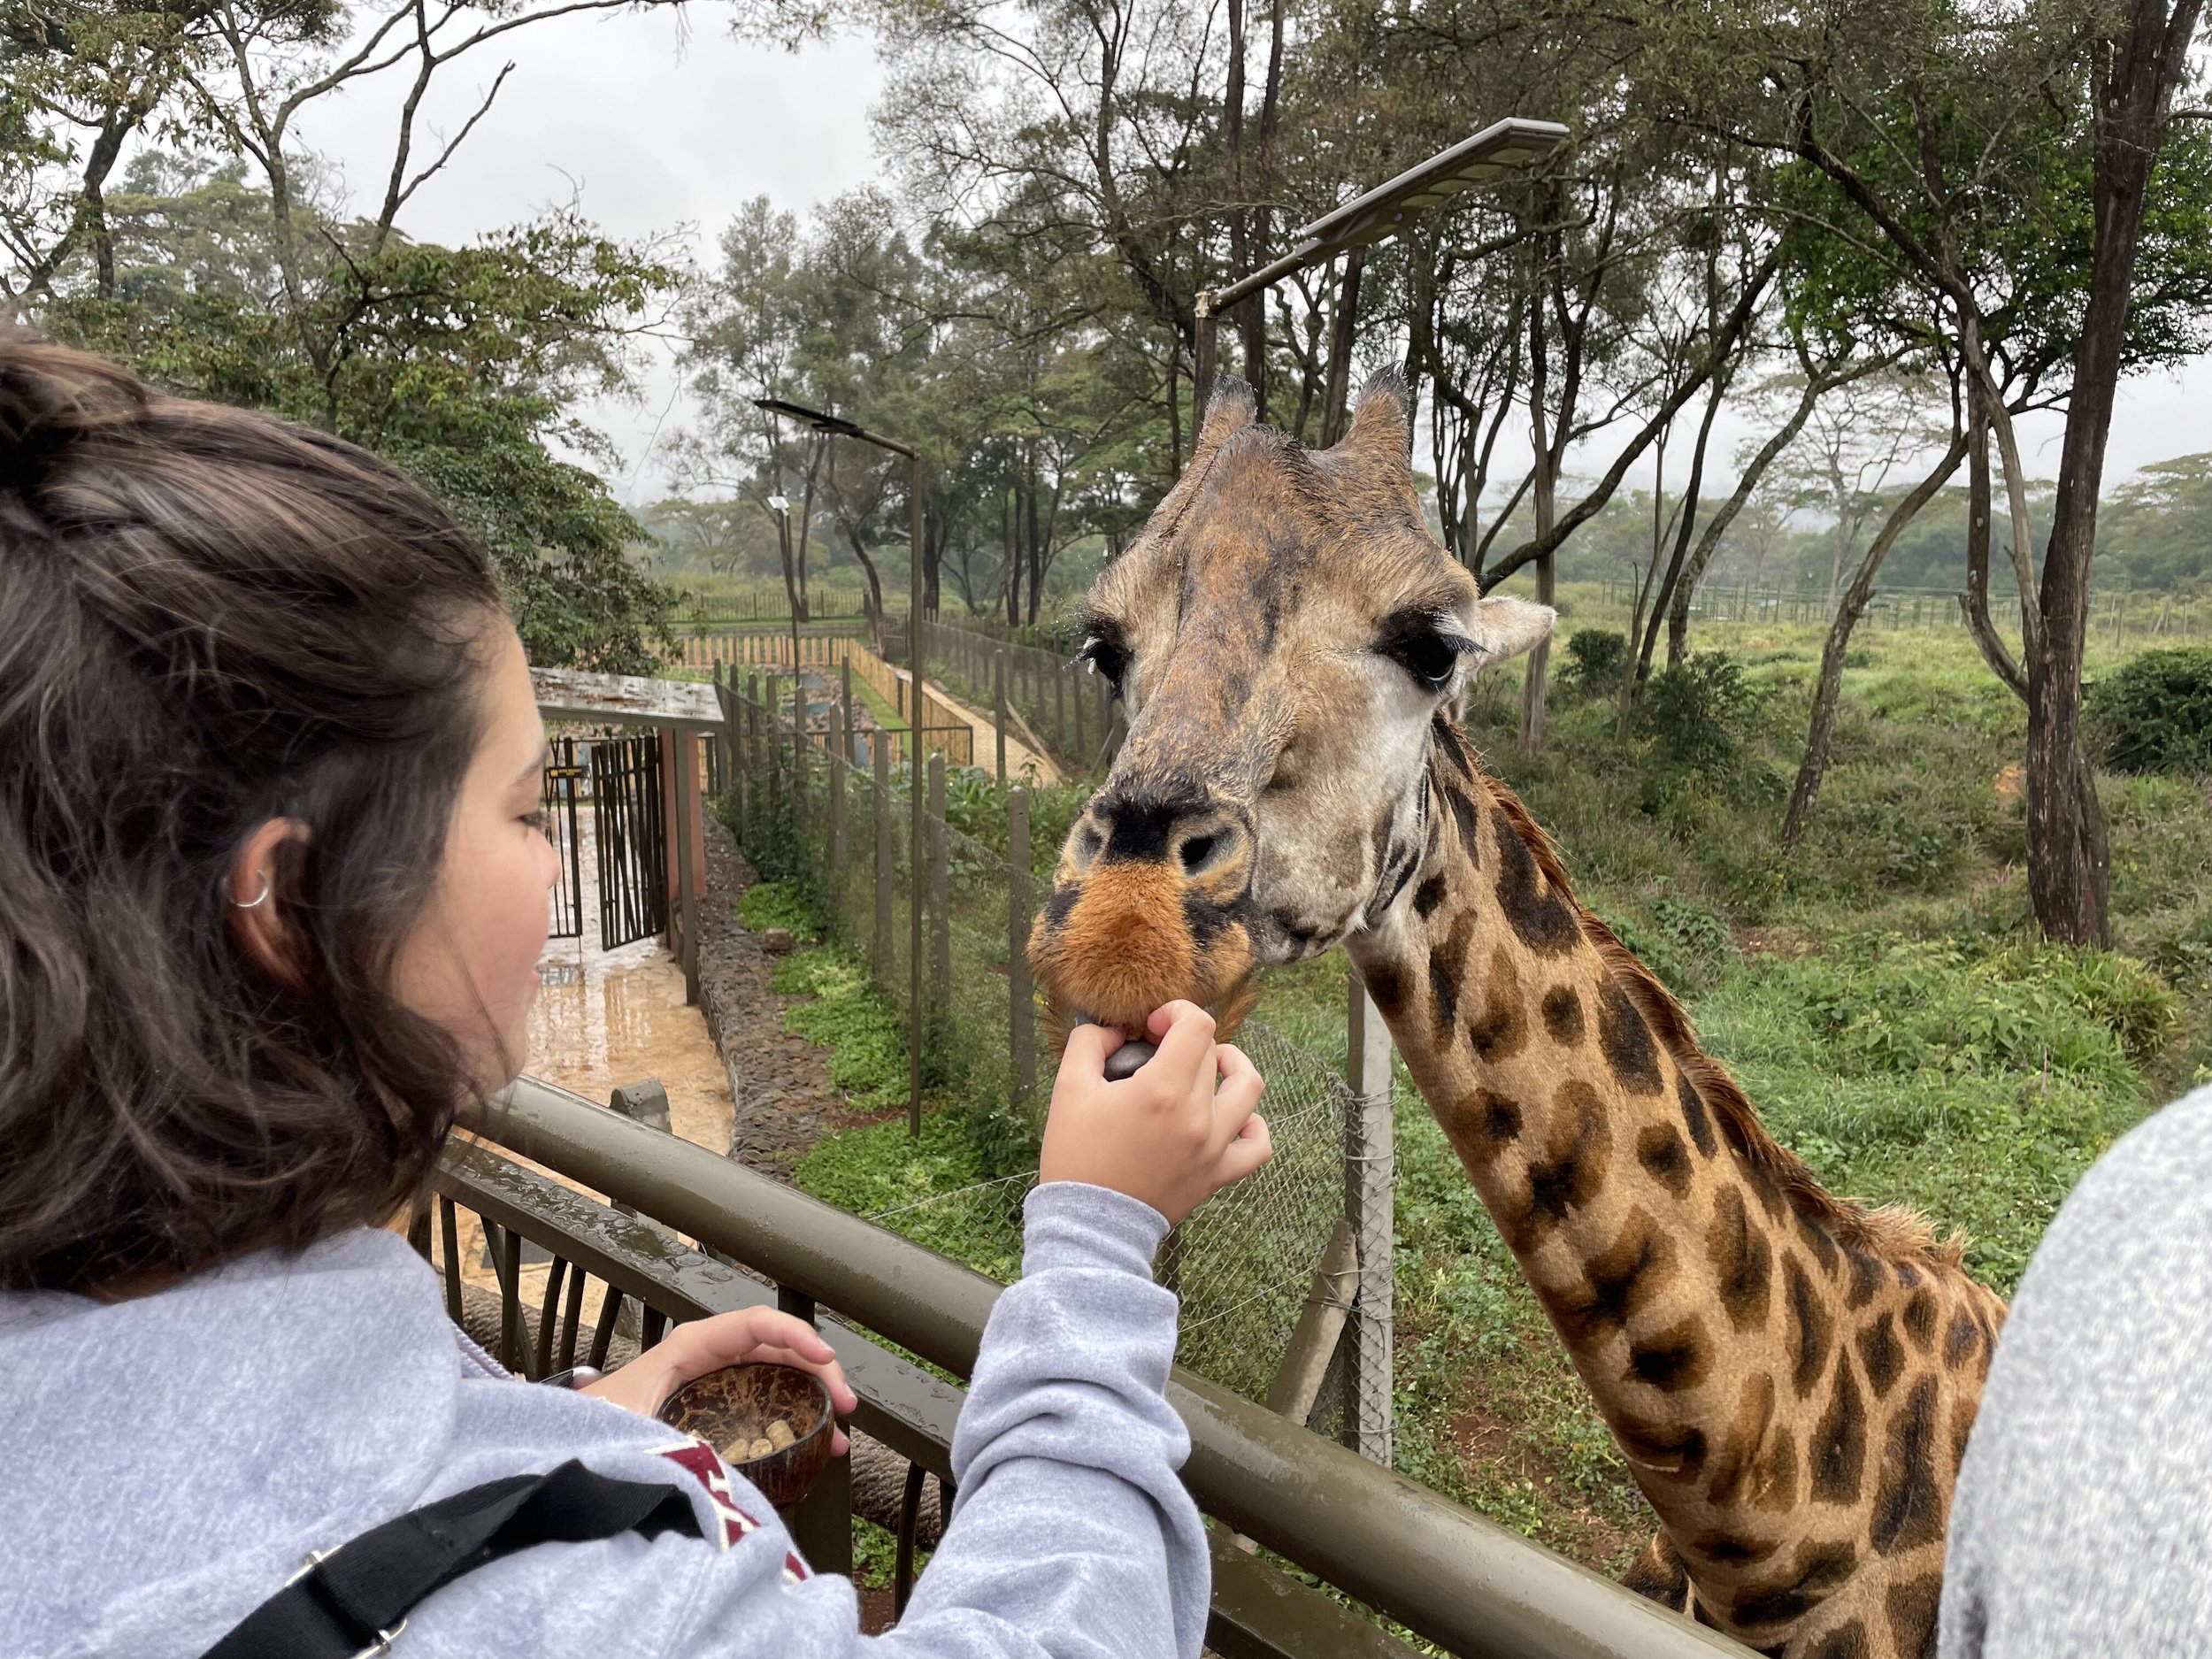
<box><xmin>542</xmin><ymin>740</ymin><xmax>586</xmax><ymax>941</ymax></box>
<box><xmin>591</xmin><ymin>733</ymin><xmax>667</xmax><ymax>949</ymax></box>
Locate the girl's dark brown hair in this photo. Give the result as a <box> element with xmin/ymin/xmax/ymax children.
<box><xmin>0</xmin><ymin>329</ymin><xmax>506</xmax><ymax>1290</ymax></box>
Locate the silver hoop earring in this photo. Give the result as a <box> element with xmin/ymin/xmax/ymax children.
<box><xmin>230</xmin><ymin>873</ymin><xmax>272</xmax><ymax>910</ymax></box>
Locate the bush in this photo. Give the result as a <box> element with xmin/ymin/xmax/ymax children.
<box><xmin>1553</xmin><ymin>629</ymin><xmax>1629</xmax><ymax>701</ymax></box>
<box><xmin>2087</xmin><ymin>648</ymin><xmax>2212</xmax><ymax>775</ymax></box>
<box><xmin>1632</xmin><ymin>650</ymin><xmax>1763</xmax><ymax>773</ymax></box>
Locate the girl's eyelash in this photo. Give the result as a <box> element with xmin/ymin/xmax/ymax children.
<box><xmin>523</xmin><ymin>807</ymin><xmax>549</xmax><ymax>833</ymax></box>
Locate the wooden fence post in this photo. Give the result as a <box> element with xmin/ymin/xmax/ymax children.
<box><xmin>872</xmin><ymin>738</ymin><xmax>893</xmax><ymax>981</ymax></box>
<box><xmin>927</xmin><ymin>754</ymin><xmax>949</xmax><ymax>1023</ymax></box>
<box><xmin>1007</xmin><ymin>785</ymin><xmax>1035</xmax><ymax>1110</ymax></box>
<box><xmin>1072</xmin><ymin>665</ymin><xmax>1086</xmax><ymax>770</ymax></box>
<box><xmin>1344</xmin><ymin>978</ymin><xmax>1394</xmax><ymax>1467</ymax></box>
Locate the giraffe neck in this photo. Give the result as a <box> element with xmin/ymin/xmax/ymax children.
<box><xmin>1341</xmin><ymin>722</ymin><xmax>2001</xmax><ymax>1648</ymax></box>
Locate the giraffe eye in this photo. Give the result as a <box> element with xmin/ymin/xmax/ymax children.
<box><xmin>1383</xmin><ymin>627</ymin><xmax>1469</xmax><ymax>692</ymax></box>
<box><xmin>1076</xmin><ymin>633</ymin><xmax>1130</xmax><ymax>695</ymax></box>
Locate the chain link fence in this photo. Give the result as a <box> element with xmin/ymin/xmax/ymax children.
<box><xmin>712</xmin><ymin>664</ymin><xmax>1373</xmax><ymax>1431</ymax></box>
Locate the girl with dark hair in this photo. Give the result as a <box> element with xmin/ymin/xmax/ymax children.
<box><xmin>0</xmin><ymin>331</ymin><xmax>1271</xmax><ymax>1659</ymax></box>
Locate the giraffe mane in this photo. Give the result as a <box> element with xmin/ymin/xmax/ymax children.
<box><xmin>1469</xmin><ymin>742</ymin><xmax>1966</xmax><ymax>1272</ymax></box>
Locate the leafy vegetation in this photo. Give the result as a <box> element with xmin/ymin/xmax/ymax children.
<box><xmin>2087</xmin><ymin>648</ymin><xmax>2212</xmax><ymax>775</ymax></box>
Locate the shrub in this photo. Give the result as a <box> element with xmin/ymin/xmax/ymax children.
<box><xmin>1553</xmin><ymin>629</ymin><xmax>1629</xmax><ymax>701</ymax></box>
<box><xmin>2087</xmin><ymin>647</ymin><xmax>2212</xmax><ymax>775</ymax></box>
<box><xmin>1632</xmin><ymin>650</ymin><xmax>1763</xmax><ymax>774</ymax></box>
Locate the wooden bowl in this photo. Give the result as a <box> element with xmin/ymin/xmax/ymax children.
<box><xmin>657</xmin><ymin>1362</ymin><xmax>835</xmax><ymax>1508</ymax></box>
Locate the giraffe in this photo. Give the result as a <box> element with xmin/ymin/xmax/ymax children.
<box><xmin>1026</xmin><ymin>373</ymin><xmax>2006</xmax><ymax>1659</ymax></box>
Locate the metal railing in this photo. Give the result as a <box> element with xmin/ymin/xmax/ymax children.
<box><xmin>431</xmin><ymin>1076</ymin><xmax>1749</xmax><ymax>1659</ymax></box>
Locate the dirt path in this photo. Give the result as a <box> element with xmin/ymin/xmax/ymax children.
<box><xmin>694</xmin><ymin>817</ymin><xmax>879</xmax><ymax>1177</ymax></box>
<box><xmin>884</xmin><ymin>662</ymin><xmax>1060</xmax><ymax>784</ymax></box>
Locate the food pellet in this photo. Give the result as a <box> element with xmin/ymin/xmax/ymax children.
<box><xmin>746</xmin><ymin>1436</ymin><xmax>774</xmax><ymax>1459</ymax></box>
<box><xmin>765</xmin><ymin>1418</ymin><xmax>796</xmax><ymax>1449</ymax></box>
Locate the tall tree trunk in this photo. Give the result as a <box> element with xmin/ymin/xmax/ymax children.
<box><xmin>1026</xmin><ymin>471</ymin><xmax>1044</xmax><ymax>627</ymax></box>
<box><xmin>1235</xmin><ymin>0</ymin><xmax>1285</xmax><ymax>412</ymax></box>
<box><xmin>2021</xmin><ymin>0</ymin><xmax>2197</xmax><ymax>945</ymax></box>
<box><xmin>1959</xmin><ymin>387</ymin><xmax>2028</xmax><ymax>697</ymax></box>
<box><xmin>1319</xmin><ymin>250</ymin><xmax>1365</xmax><ymax>446</ymax></box>
<box><xmin>1783</xmin><ymin>432</ymin><xmax>1970</xmax><ymax>846</ymax></box>
<box><xmin>1519</xmin><ymin>261</ymin><xmax>1556</xmax><ymax>757</ymax></box>
<box><xmin>1668</xmin><ymin>373</ymin><xmax>1824</xmax><ymax>666</ymax></box>
<box><xmin>1635</xmin><ymin>366</ymin><xmax>1733</xmax><ymax>687</ymax></box>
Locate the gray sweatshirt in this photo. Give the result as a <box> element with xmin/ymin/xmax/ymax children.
<box><xmin>0</xmin><ymin>1180</ymin><xmax>1206</xmax><ymax>1659</ymax></box>
<box><xmin>1941</xmin><ymin>1083</ymin><xmax>2212</xmax><ymax>1656</ymax></box>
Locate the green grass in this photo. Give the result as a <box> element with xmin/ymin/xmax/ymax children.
<box><xmin>772</xmin><ymin>943</ymin><xmax>911</xmax><ymax>1112</ymax></box>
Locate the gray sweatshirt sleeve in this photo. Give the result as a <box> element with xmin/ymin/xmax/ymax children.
<box><xmin>666</xmin><ymin>1178</ymin><xmax>1208</xmax><ymax>1659</ymax></box>
<box><xmin>1939</xmin><ymin>1086</ymin><xmax>2212</xmax><ymax>1658</ymax></box>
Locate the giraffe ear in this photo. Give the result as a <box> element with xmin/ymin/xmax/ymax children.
<box><xmin>1467</xmin><ymin>595</ymin><xmax>1555</xmax><ymax>667</ymax></box>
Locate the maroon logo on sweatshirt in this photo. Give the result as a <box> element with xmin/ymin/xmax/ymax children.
<box><xmin>653</xmin><ymin>1440</ymin><xmax>810</xmax><ymax>1582</ymax></box>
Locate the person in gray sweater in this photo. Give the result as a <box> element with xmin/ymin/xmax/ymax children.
<box><xmin>1941</xmin><ymin>1081</ymin><xmax>2212</xmax><ymax>1656</ymax></box>
<box><xmin>0</xmin><ymin>331</ymin><xmax>1271</xmax><ymax>1659</ymax></box>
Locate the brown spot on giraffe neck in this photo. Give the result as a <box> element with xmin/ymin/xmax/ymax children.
<box><xmin>1707</xmin><ymin>1186</ymin><xmax>1775</xmax><ymax>1333</ymax></box>
<box><xmin>1870</xmin><ymin>1376</ymin><xmax>1946</xmax><ymax>1556</ymax></box>
<box><xmin>1809</xmin><ymin>1350</ymin><xmax>1868</xmax><ymax>1504</ymax></box>
<box><xmin>1550</xmin><ymin>1209</ymin><xmax>1672</xmax><ymax>1341</ymax></box>
<box><xmin>1858</xmin><ymin>1310</ymin><xmax>1905</xmax><ymax>1399</ymax></box>
<box><xmin>1467</xmin><ymin>946</ymin><xmax>1528</xmax><ymax>1062</ymax></box>
<box><xmin>1540</xmin><ymin>982</ymin><xmax>1585</xmax><ymax>1045</ymax></box>
<box><xmin>1596</xmin><ymin>976</ymin><xmax>1664</xmax><ymax>1094</ymax></box>
<box><xmin>1635</xmin><ymin>1123</ymin><xmax>1694</xmax><ymax>1197</ymax></box>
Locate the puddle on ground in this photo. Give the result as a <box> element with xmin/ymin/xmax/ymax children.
<box><xmin>526</xmin><ymin>933</ymin><xmax>733</xmax><ymax>1154</ymax></box>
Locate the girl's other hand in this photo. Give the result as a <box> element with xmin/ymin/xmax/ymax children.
<box><xmin>581</xmin><ymin>1307</ymin><xmax>857</xmax><ymax>1455</ymax></box>
<box><xmin>1041</xmin><ymin>1000</ymin><xmax>1272</xmax><ymax>1226</ymax></box>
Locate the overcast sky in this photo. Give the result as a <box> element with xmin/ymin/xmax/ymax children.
<box><xmin>290</xmin><ymin>6</ymin><xmax>2209</xmax><ymax>509</ymax></box>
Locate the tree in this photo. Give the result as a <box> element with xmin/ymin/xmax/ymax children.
<box><xmin>4</xmin><ymin>0</ymin><xmax>716</xmax><ymax>672</ymax></box>
<box><xmin>1652</xmin><ymin>0</ymin><xmax>2212</xmax><ymax>941</ymax></box>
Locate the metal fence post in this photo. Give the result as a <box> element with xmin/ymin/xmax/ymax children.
<box><xmin>1344</xmin><ymin>978</ymin><xmax>1394</xmax><ymax>1467</ymax></box>
<box><xmin>994</xmin><ymin>650</ymin><xmax>1008</xmax><ymax>782</ymax></box>
<box><xmin>1007</xmin><ymin>786</ymin><xmax>1035</xmax><ymax>1109</ymax></box>
<box><xmin>829</xmin><ymin>677</ymin><xmax>848</xmax><ymax>903</ymax></box>
<box><xmin>926</xmin><ymin>753</ymin><xmax>949</xmax><ymax>1023</ymax></box>
<box><xmin>872</xmin><ymin>738</ymin><xmax>894</xmax><ymax>981</ymax></box>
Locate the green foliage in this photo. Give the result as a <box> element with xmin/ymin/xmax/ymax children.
<box><xmin>1596</xmin><ymin>895</ymin><xmax>1738</xmax><ymax>997</ymax></box>
<box><xmin>772</xmin><ymin>946</ymin><xmax>911</xmax><ymax>1110</ymax></box>
<box><xmin>1630</xmin><ymin>650</ymin><xmax>1766</xmax><ymax>778</ymax></box>
<box><xmin>2087</xmin><ymin>648</ymin><xmax>2212</xmax><ymax>775</ymax></box>
<box><xmin>738</xmin><ymin>879</ymin><xmax>817</xmax><ymax>937</ymax></box>
<box><xmin>1553</xmin><ymin>629</ymin><xmax>1629</xmax><ymax>701</ymax></box>
<box><xmin>1699</xmin><ymin>938</ymin><xmax>2173</xmax><ymax>1290</ymax></box>
<box><xmin>35</xmin><ymin>157</ymin><xmax>675</xmax><ymax>672</ymax></box>
<box><xmin>791</xmin><ymin>1112</ymin><xmax>1021</xmax><ymax>1283</ymax></box>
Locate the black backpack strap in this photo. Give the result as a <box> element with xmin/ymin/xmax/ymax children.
<box><xmin>203</xmin><ymin>1459</ymin><xmax>705</xmax><ymax>1659</ymax></box>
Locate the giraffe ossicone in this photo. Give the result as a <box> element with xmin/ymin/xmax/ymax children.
<box><xmin>1029</xmin><ymin>370</ymin><xmax>2005</xmax><ymax>1659</ymax></box>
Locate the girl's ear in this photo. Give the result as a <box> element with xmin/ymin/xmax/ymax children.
<box><xmin>226</xmin><ymin>818</ymin><xmax>311</xmax><ymax>987</ymax></box>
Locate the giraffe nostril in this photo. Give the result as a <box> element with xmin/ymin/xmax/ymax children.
<box><xmin>1179</xmin><ymin>833</ymin><xmax>1216</xmax><ymax>874</ymax></box>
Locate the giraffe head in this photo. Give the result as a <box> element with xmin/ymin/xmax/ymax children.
<box><xmin>1030</xmin><ymin>372</ymin><xmax>1553</xmax><ymax>1053</ymax></box>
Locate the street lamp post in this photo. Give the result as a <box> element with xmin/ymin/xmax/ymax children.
<box><xmin>755</xmin><ymin>398</ymin><xmax>928</xmax><ymax>1137</ymax></box>
<box><xmin>1191</xmin><ymin>116</ymin><xmax>1570</xmax><ymax>437</ymax></box>
<box><xmin>766</xmin><ymin>491</ymin><xmax>799</xmax><ymax>690</ymax></box>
